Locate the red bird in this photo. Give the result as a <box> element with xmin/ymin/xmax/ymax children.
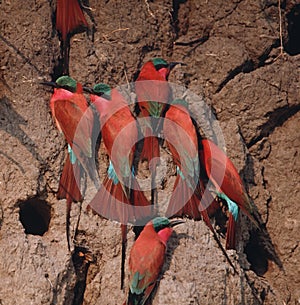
<box><xmin>56</xmin><ymin>0</ymin><xmax>89</xmax><ymax>74</ymax></box>
<box><xmin>42</xmin><ymin>76</ymin><xmax>98</xmax><ymax>250</ymax></box>
<box><xmin>135</xmin><ymin>58</ymin><xmax>183</xmax><ymax>170</ymax></box>
<box><xmin>163</xmin><ymin>99</ymin><xmax>237</xmax><ymax>271</ymax></box>
<box><xmin>123</xmin><ymin>217</ymin><xmax>184</xmax><ymax>305</ymax></box>
<box><xmin>135</xmin><ymin>58</ymin><xmax>184</xmax><ymax>208</ymax></box>
<box><xmin>199</xmin><ymin>138</ymin><xmax>259</xmax><ymax>249</ymax></box>
<box><xmin>164</xmin><ymin>99</ymin><xmax>210</xmax><ymax>220</ymax></box>
<box><xmin>86</xmin><ymin>83</ymin><xmax>152</xmax><ymax>289</ymax></box>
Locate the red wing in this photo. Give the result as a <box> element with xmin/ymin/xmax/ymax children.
<box><xmin>202</xmin><ymin>139</ymin><xmax>250</xmax><ymax>208</ymax></box>
<box><xmin>54</xmin><ymin>99</ymin><xmax>93</xmax><ymax>159</ymax></box>
<box><xmin>164</xmin><ymin>106</ymin><xmax>199</xmax><ymax>179</ymax></box>
<box><xmin>129</xmin><ymin>238</ymin><xmax>165</xmax><ymax>293</ymax></box>
<box><xmin>88</xmin><ymin>175</ymin><xmax>135</xmax><ymax>224</ymax></box>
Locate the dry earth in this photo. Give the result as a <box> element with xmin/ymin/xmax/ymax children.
<box><xmin>0</xmin><ymin>1</ymin><xmax>299</xmax><ymax>305</ymax></box>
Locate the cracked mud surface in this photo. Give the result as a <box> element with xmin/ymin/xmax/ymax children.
<box><xmin>0</xmin><ymin>1</ymin><xmax>299</xmax><ymax>304</ymax></box>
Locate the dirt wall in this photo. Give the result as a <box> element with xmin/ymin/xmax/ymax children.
<box><xmin>0</xmin><ymin>1</ymin><xmax>299</xmax><ymax>304</ymax></box>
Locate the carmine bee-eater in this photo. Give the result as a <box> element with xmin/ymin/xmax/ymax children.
<box><xmin>135</xmin><ymin>58</ymin><xmax>185</xmax><ymax>208</ymax></box>
<box><xmin>135</xmin><ymin>58</ymin><xmax>184</xmax><ymax>169</ymax></box>
<box><xmin>123</xmin><ymin>217</ymin><xmax>184</xmax><ymax>305</ymax></box>
<box><xmin>199</xmin><ymin>138</ymin><xmax>259</xmax><ymax>249</ymax></box>
<box><xmin>42</xmin><ymin>76</ymin><xmax>98</xmax><ymax>250</ymax></box>
<box><xmin>85</xmin><ymin>83</ymin><xmax>152</xmax><ymax>289</ymax></box>
<box><xmin>56</xmin><ymin>0</ymin><xmax>89</xmax><ymax>74</ymax></box>
<box><xmin>163</xmin><ymin>99</ymin><xmax>207</xmax><ymax>220</ymax></box>
<box><xmin>163</xmin><ymin>99</ymin><xmax>236</xmax><ymax>271</ymax></box>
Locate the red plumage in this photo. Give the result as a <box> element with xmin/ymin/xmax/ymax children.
<box><xmin>164</xmin><ymin>102</ymin><xmax>207</xmax><ymax>220</ymax></box>
<box><xmin>200</xmin><ymin>138</ymin><xmax>258</xmax><ymax>249</ymax></box>
<box><xmin>135</xmin><ymin>60</ymin><xmax>172</xmax><ymax>168</ymax></box>
<box><xmin>48</xmin><ymin>79</ymin><xmax>96</xmax><ymax>250</ymax></box>
<box><xmin>125</xmin><ymin>220</ymin><xmax>172</xmax><ymax>305</ymax></box>
<box><xmin>163</xmin><ymin>101</ymin><xmax>237</xmax><ymax>271</ymax></box>
<box><xmin>88</xmin><ymin>87</ymin><xmax>151</xmax><ymax>289</ymax></box>
<box><xmin>88</xmin><ymin>88</ymin><xmax>151</xmax><ymax>223</ymax></box>
<box><xmin>56</xmin><ymin>0</ymin><xmax>89</xmax><ymax>74</ymax></box>
<box><xmin>56</xmin><ymin>0</ymin><xmax>88</xmax><ymax>41</ymax></box>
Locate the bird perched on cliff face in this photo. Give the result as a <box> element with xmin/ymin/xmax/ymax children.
<box><xmin>123</xmin><ymin>217</ymin><xmax>184</xmax><ymax>305</ymax></box>
<box><xmin>163</xmin><ymin>99</ymin><xmax>237</xmax><ymax>271</ymax></box>
<box><xmin>199</xmin><ymin>138</ymin><xmax>259</xmax><ymax>249</ymax></box>
<box><xmin>85</xmin><ymin>83</ymin><xmax>152</xmax><ymax>289</ymax></box>
<box><xmin>135</xmin><ymin>58</ymin><xmax>185</xmax><ymax>211</ymax></box>
<box><xmin>135</xmin><ymin>58</ymin><xmax>184</xmax><ymax>169</ymax></box>
<box><xmin>42</xmin><ymin>75</ymin><xmax>98</xmax><ymax>250</ymax></box>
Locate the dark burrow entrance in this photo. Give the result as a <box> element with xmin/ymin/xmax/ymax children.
<box><xmin>285</xmin><ymin>4</ymin><xmax>300</xmax><ymax>55</ymax></box>
<box><xmin>244</xmin><ymin>230</ymin><xmax>269</xmax><ymax>276</ymax></box>
<box><xmin>19</xmin><ymin>197</ymin><xmax>51</xmax><ymax>236</ymax></box>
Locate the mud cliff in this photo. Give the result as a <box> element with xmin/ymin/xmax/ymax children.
<box><xmin>0</xmin><ymin>1</ymin><xmax>299</xmax><ymax>304</ymax></box>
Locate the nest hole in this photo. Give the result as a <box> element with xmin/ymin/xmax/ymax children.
<box><xmin>19</xmin><ymin>197</ymin><xmax>51</xmax><ymax>236</ymax></box>
<box><xmin>244</xmin><ymin>230</ymin><xmax>268</xmax><ymax>276</ymax></box>
<box><xmin>285</xmin><ymin>4</ymin><xmax>300</xmax><ymax>55</ymax></box>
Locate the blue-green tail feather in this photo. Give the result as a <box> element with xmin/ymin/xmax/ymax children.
<box><xmin>107</xmin><ymin>161</ymin><xmax>119</xmax><ymax>185</ymax></box>
<box><xmin>217</xmin><ymin>192</ymin><xmax>239</xmax><ymax>221</ymax></box>
<box><xmin>67</xmin><ymin>144</ymin><xmax>77</xmax><ymax>164</ymax></box>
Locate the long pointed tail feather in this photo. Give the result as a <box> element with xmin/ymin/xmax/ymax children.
<box><xmin>57</xmin><ymin>156</ymin><xmax>83</xmax><ymax>203</ymax></box>
<box><xmin>88</xmin><ymin>176</ymin><xmax>133</xmax><ymax>291</ymax></box>
<box><xmin>66</xmin><ymin>199</ymin><xmax>72</xmax><ymax>251</ymax></box>
<box><xmin>88</xmin><ymin>175</ymin><xmax>134</xmax><ymax>224</ymax></box>
<box><xmin>225</xmin><ymin>213</ymin><xmax>237</xmax><ymax>250</ymax></box>
<box><xmin>121</xmin><ymin>224</ymin><xmax>127</xmax><ymax>290</ymax></box>
<box><xmin>196</xmin><ymin>180</ymin><xmax>237</xmax><ymax>272</ymax></box>
<box><xmin>57</xmin><ymin>156</ymin><xmax>83</xmax><ymax>251</ymax></box>
<box><xmin>141</xmin><ymin>127</ymin><xmax>160</xmax><ymax>170</ymax></box>
<box><xmin>166</xmin><ymin>175</ymin><xmax>202</xmax><ymax>220</ymax></box>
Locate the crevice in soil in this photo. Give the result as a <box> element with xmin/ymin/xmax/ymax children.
<box><xmin>50</xmin><ymin>258</ymin><xmax>75</xmax><ymax>305</ymax></box>
<box><xmin>0</xmin><ymin>34</ymin><xmax>46</xmax><ymax>77</ymax></box>
<box><xmin>49</xmin><ymin>245</ymin><xmax>94</xmax><ymax>305</ymax></box>
<box><xmin>245</xmin><ymin>230</ymin><xmax>268</xmax><ymax>276</ymax></box>
<box><xmin>245</xmin><ymin>220</ymin><xmax>283</xmax><ymax>275</ymax></box>
<box><xmin>247</xmin><ymin>104</ymin><xmax>300</xmax><ymax>148</ymax></box>
<box><xmin>0</xmin><ymin>97</ymin><xmax>46</xmax><ymax>165</ymax></box>
<box><xmin>216</xmin><ymin>59</ymin><xmax>254</xmax><ymax>93</ymax></box>
<box><xmin>18</xmin><ymin>196</ymin><xmax>52</xmax><ymax>236</ymax></box>
<box><xmin>215</xmin><ymin>39</ymin><xmax>280</xmax><ymax>93</ymax></box>
<box><xmin>177</xmin><ymin>28</ymin><xmax>212</xmax><ymax>59</ymax></box>
<box><xmin>0</xmin><ymin>204</ymin><xmax>3</xmax><ymax>231</ymax></box>
<box><xmin>71</xmin><ymin>246</ymin><xmax>94</xmax><ymax>305</ymax></box>
<box><xmin>285</xmin><ymin>4</ymin><xmax>300</xmax><ymax>55</ymax></box>
<box><xmin>174</xmin><ymin>35</ymin><xmax>210</xmax><ymax>47</ymax></box>
<box><xmin>171</xmin><ymin>0</ymin><xmax>188</xmax><ymax>41</ymax></box>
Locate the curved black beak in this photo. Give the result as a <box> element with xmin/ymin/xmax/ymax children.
<box><xmin>170</xmin><ymin>219</ymin><xmax>185</xmax><ymax>227</ymax></box>
<box><xmin>40</xmin><ymin>81</ymin><xmax>57</xmax><ymax>88</ymax></box>
<box><xmin>169</xmin><ymin>62</ymin><xmax>187</xmax><ymax>71</ymax></box>
<box><xmin>83</xmin><ymin>86</ymin><xmax>94</xmax><ymax>94</ymax></box>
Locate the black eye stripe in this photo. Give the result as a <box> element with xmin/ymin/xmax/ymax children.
<box><xmin>154</xmin><ymin>64</ymin><xmax>168</xmax><ymax>71</ymax></box>
<box><xmin>61</xmin><ymin>85</ymin><xmax>76</xmax><ymax>93</ymax></box>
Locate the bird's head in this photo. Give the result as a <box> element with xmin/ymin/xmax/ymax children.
<box><xmin>84</xmin><ymin>83</ymin><xmax>112</xmax><ymax>117</ymax></box>
<box><xmin>92</xmin><ymin>83</ymin><xmax>112</xmax><ymax>100</ymax></box>
<box><xmin>150</xmin><ymin>58</ymin><xmax>186</xmax><ymax>80</ymax></box>
<box><xmin>151</xmin><ymin>217</ymin><xmax>184</xmax><ymax>244</ymax></box>
<box><xmin>41</xmin><ymin>75</ymin><xmax>77</xmax><ymax>93</ymax></box>
<box><xmin>83</xmin><ymin>83</ymin><xmax>111</xmax><ymax>100</ymax></box>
